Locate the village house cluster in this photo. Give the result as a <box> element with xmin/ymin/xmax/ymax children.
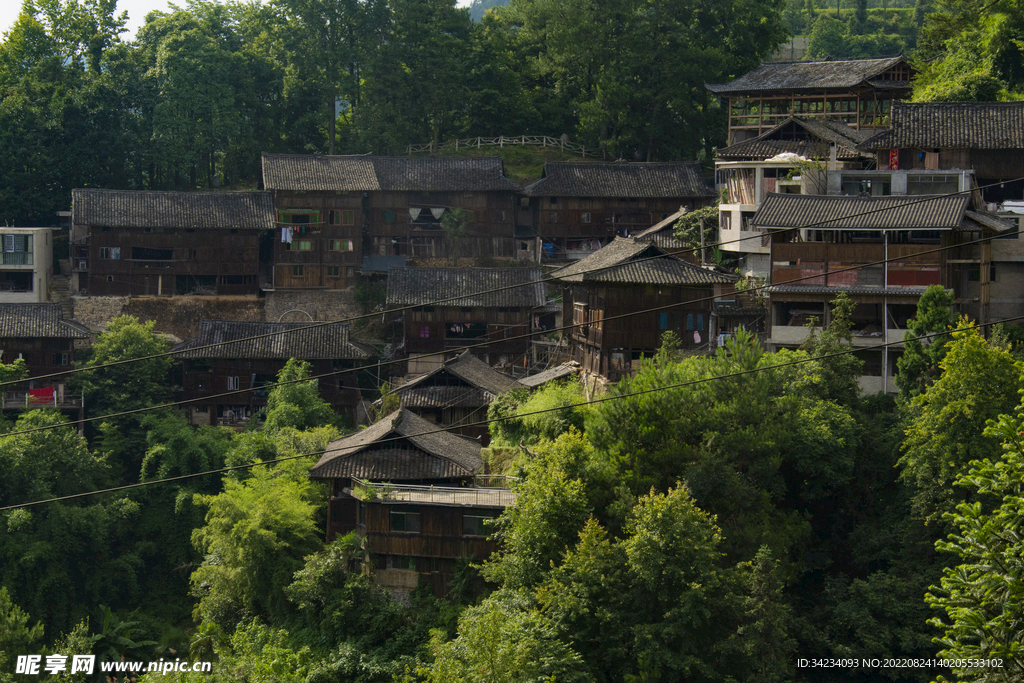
<box><xmin>3</xmin><ymin>55</ymin><xmax>1023</xmax><ymax>598</ymax></box>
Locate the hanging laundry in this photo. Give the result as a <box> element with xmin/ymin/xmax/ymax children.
<box><xmin>430</xmin><ymin>208</ymin><xmax>446</xmax><ymax>220</ymax></box>
<box><xmin>409</xmin><ymin>208</ymin><xmax>422</xmax><ymax>221</ymax></box>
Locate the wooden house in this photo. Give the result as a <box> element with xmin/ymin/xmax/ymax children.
<box><xmin>309</xmin><ymin>408</ymin><xmax>514</xmax><ymax>597</ymax></box>
<box><xmin>859</xmin><ymin>101</ymin><xmax>1024</xmax><ymax>205</ymax></box>
<box><xmin>519</xmin><ymin>162</ymin><xmax>715</xmax><ymax>261</ymax></box>
<box><xmin>261</xmin><ymin>154</ymin><xmax>521</xmax><ymax>268</ymax></box>
<box><xmin>386</xmin><ymin>267</ymin><xmax>545</xmax><ymax>375</ymax></box>
<box><xmin>70</xmin><ymin>189</ymin><xmax>273</xmax><ymax>297</ymax></box>
<box><xmin>0</xmin><ymin>303</ymin><xmax>91</xmax><ymax>412</ymax></box>
<box><xmin>754</xmin><ymin>193</ymin><xmax>1012</xmax><ymax>393</ymax></box>
<box><xmin>171</xmin><ymin>320</ymin><xmax>372</xmax><ymax>427</ymax></box>
<box><xmin>706</xmin><ymin>56</ymin><xmax>915</xmax><ymax>146</ymax></box>
<box><xmin>378</xmin><ymin>350</ymin><xmax>523</xmax><ymax>443</ymax></box>
<box><xmin>551</xmin><ymin>238</ymin><xmax>736</xmax><ymax>381</ymax></box>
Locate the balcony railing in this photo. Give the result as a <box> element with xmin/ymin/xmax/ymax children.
<box><xmin>1</xmin><ymin>252</ymin><xmax>33</xmax><ymax>266</ymax></box>
<box><xmin>349</xmin><ymin>477</ymin><xmax>518</xmax><ymax>508</ymax></box>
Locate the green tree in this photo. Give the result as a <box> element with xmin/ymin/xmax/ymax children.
<box><xmin>805</xmin><ymin>14</ymin><xmax>849</xmax><ymax>58</ymax></box>
<box><xmin>426</xmin><ymin>588</ymin><xmax>589</xmax><ymax>683</ymax></box>
<box><xmin>899</xmin><ymin>324</ymin><xmax>1021</xmax><ymax>523</ymax></box>
<box><xmin>264</xmin><ymin>358</ymin><xmax>344</xmax><ymax>432</ymax></box>
<box><xmin>190</xmin><ymin>463</ymin><xmax>323</xmax><ymax>627</ymax></box>
<box><xmin>925</xmin><ymin>408</ymin><xmax>1024</xmax><ymax>681</ymax></box>
<box><xmin>73</xmin><ymin>315</ymin><xmax>172</xmax><ymax>476</ymax></box>
<box><xmin>673</xmin><ymin>205</ymin><xmax>718</xmax><ymax>254</ymax></box>
<box><xmin>896</xmin><ymin>284</ymin><xmax>956</xmax><ymax>400</ymax></box>
<box><xmin>488</xmin><ymin>379</ymin><xmax>592</xmax><ymax>448</ymax></box>
<box><xmin>0</xmin><ymin>586</ymin><xmax>44</xmax><ymax>672</ymax></box>
<box><xmin>441</xmin><ymin>207</ymin><xmax>469</xmax><ymax>265</ymax></box>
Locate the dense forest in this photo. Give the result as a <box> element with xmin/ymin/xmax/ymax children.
<box><xmin>1</xmin><ymin>291</ymin><xmax>1023</xmax><ymax>682</ymax></box>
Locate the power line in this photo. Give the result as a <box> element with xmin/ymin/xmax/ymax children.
<box><xmin>1</xmin><ymin>312</ymin><xmax>1018</xmax><ymax>513</ymax></box>
<box><xmin>11</xmin><ymin>176</ymin><xmax>1018</xmax><ymax>388</ymax></box>
<box><xmin>1</xmin><ymin>225</ymin><xmax>1014</xmax><ymax>440</ymax></box>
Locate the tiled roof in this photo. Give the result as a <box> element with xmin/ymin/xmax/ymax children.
<box><xmin>633</xmin><ymin>210</ymin><xmax>690</xmax><ymax>251</ymax></box>
<box><xmin>389</xmin><ymin>351</ymin><xmax>521</xmax><ymax>409</ymax></box>
<box><xmin>706</xmin><ymin>56</ymin><xmax>910</xmax><ymax>94</ymax></box>
<box><xmin>752</xmin><ymin>193</ymin><xmax>976</xmax><ymax>230</ymax></box>
<box><xmin>519</xmin><ymin>362</ymin><xmax>579</xmax><ymax>388</ymax></box>
<box><xmin>386</xmin><ymin>267</ymin><xmax>545</xmax><ymax>308</ymax></box>
<box><xmin>551</xmin><ymin>238</ymin><xmax>735</xmax><ymax>285</ymax></box>
<box><xmin>309</xmin><ymin>409</ymin><xmax>482</xmax><ymax>480</ymax></box>
<box><xmin>860</xmin><ymin>101</ymin><xmax>1024</xmax><ymax>150</ymax></box>
<box><xmin>0</xmin><ymin>304</ymin><xmax>91</xmax><ymax>339</ymax></box>
<box><xmin>171</xmin><ymin>320</ymin><xmax>372</xmax><ymax>360</ymax></box>
<box><xmin>72</xmin><ymin>189</ymin><xmax>274</xmax><ymax>229</ymax></box>
<box><xmin>716</xmin><ymin>117</ymin><xmax>872</xmax><ymax>160</ymax></box>
<box><xmin>522</xmin><ymin>162</ymin><xmax>713</xmax><ymax>198</ymax></box>
<box><xmin>262</xmin><ymin>154</ymin><xmax>520</xmax><ymax>192</ymax></box>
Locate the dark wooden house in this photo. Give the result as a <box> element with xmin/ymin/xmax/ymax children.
<box><xmin>754</xmin><ymin>192</ymin><xmax>1011</xmax><ymax>393</ymax></box>
<box><xmin>262</xmin><ymin>154</ymin><xmax>521</xmax><ymax>267</ymax></box>
<box><xmin>171</xmin><ymin>320</ymin><xmax>372</xmax><ymax>427</ymax></box>
<box><xmin>551</xmin><ymin>238</ymin><xmax>736</xmax><ymax>381</ymax></box>
<box><xmin>309</xmin><ymin>408</ymin><xmax>513</xmax><ymax>596</ymax></box>
<box><xmin>0</xmin><ymin>303</ymin><xmax>91</xmax><ymax>411</ymax></box>
<box><xmin>386</xmin><ymin>267</ymin><xmax>545</xmax><ymax>375</ymax></box>
<box><xmin>519</xmin><ymin>162</ymin><xmax>715</xmax><ymax>261</ymax></box>
<box><xmin>859</xmin><ymin>101</ymin><xmax>1024</xmax><ymax>205</ymax></box>
<box><xmin>706</xmin><ymin>55</ymin><xmax>915</xmax><ymax>146</ymax></box>
<box><xmin>379</xmin><ymin>350</ymin><xmax>523</xmax><ymax>443</ymax></box>
<box><xmin>70</xmin><ymin>189</ymin><xmax>274</xmax><ymax>297</ymax></box>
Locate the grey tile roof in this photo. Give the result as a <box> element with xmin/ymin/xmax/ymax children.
<box><xmin>522</xmin><ymin>162</ymin><xmax>714</xmax><ymax>198</ymax></box>
<box><xmin>633</xmin><ymin>209</ymin><xmax>690</xmax><ymax>251</ymax></box>
<box><xmin>309</xmin><ymin>409</ymin><xmax>482</xmax><ymax>480</ymax></box>
<box><xmin>860</xmin><ymin>101</ymin><xmax>1024</xmax><ymax>150</ymax></box>
<box><xmin>550</xmin><ymin>238</ymin><xmax>735</xmax><ymax>285</ymax></box>
<box><xmin>262</xmin><ymin>154</ymin><xmax>520</xmax><ymax>192</ymax></box>
<box><xmin>171</xmin><ymin>320</ymin><xmax>372</xmax><ymax>360</ymax></box>
<box><xmin>386</xmin><ymin>267</ymin><xmax>545</xmax><ymax>308</ymax></box>
<box><xmin>0</xmin><ymin>304</ymin><xmax>91</xmax><ymax>339</ymax></box>
<box><xmin>519</xmin><ymin>362</ymin><xmax>579</xmax><ymax>388</ymax></box>
<box><xmin>361</xmin><ymin>255</ymin><xmax>407</xmax><ymax>273</ymax></box>
<box><xmin>72</xmin><ymin>189</ymin><xmax>275</xmax><ymax>229</ymax></box>
<box><xmin>389</xmin><ymin>351</ymin><xmax>522</xmax><ymax>409</ymax></box>
<box><xmin>752</xmin><ymin>193</ymin><xmax>976</xmax><ymax>230</ymax></box>
<box><xmin>716</xmin><ymin>117</ymin><xmax>872</xmax><ymax>160</ymax></box>
<box><xmin>706</xmin><ymin>56</ymin><xmax>910</xmax><ymax>94</ymax></box>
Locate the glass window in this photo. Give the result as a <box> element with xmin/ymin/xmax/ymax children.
<box><xmin>463</xmin><ymin>513</ymin><xmax>496</xmax><ymax>536</ymax></box>
<box><xmin>384</xmin><ymin>210</ymin><xmax>395</xmax><ymax>223</ymax></box>
<box><xmin>390</xmin><ymin>510</ymin><xmax>420</xmax><ymax>533</ymax></box>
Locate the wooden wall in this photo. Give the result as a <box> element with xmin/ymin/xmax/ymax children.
<box><xmin>403</xmin><ymin>305</ymin><xmax>534</xmax><ymax>360</ymax></box>
<box><xmin>85</xmin><ymin>227</ymin><xmax>261</xmax><ymax>297</ymax></box>
<box><xmin>272</xmin><ymin>191</ymin><xmax>363</xmax><ymax>289</ymax></box>
<box><xmin>0</xmin><ymin>337</ymin><xmax>78</xmax><ymax>379</ymax></box>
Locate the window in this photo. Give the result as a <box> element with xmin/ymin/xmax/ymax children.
<box><xmin>290</xmin><ymin>240</ymin><xmax>312</xmax><ymax>251</ymax></box>
<box><xmin>582</xmin><ymin>212</ymin><xmax>591</xmax><ymax>223</ymax></box>
<box><xmin>3</xmin><ymin>235</ymin><xmax>32</xmax><ymax>252</ymax></box>
<box><xmin>326</xmin><ymin>266</ymin><xmax>340</xmax><ymax>276</ymax></box>
<box><xmin>968</xmin><ymin>264</ymin><xmax>997</xmax><ymax>282</ymax></box>
<box><xmin>419</xmin><ymin>325</ymin><xmax>430</xmax><ymax>338</ymax></box>
<box><xmin>292</xmin><ymin>265</ymin><xmax>304</xmax><ymax>276</ymax></box>
<box><xmin>384</xmin><ymin>210</ymin><xmax>396</xmax><ymax>223</ymax></box>
<box><xmin>220</xmin><ymin>275</ymin><xmax>244</xmax><ymax>285</ymax></box>
<box><xmin>226</xmin><ymin>376</ymin><xmax>240</xmax><ymax>390</ymax></box>
<box><xmin>278</xmin><ymin>210</ymin><xmax>320</xmax><ymax>225</ymax></box>
<box><xmin>389</xmin><ymin>509</ymin><xmax>421</xmax><ymax>533</ymax></box>
<box><xmin>329</xmin><ymin>239</ymin><xmax>354</xmax><ymax>251</ymax></box>
<box><xmin>143</xmin><ymin>226</ymin><xmax>164</xmax><ymax>233</ymax></box>
<box><xmin>388</xmin><ymin>556</ymin><xmax>416</xmax><ymax>570</ymax></box>
<box><xmin>329</xmin><ymin>210</ymin><xmax>356</xmax><ymax>225</ymax></box>
<box><xmin>52</xmin><ymin>353</ymin><xmax>69</xmax><ymax>365</ymax></box>
<box><xmin>685</xmin><ymin>313</ymin><xmax>705</xmax><ymax>331</ymax></box>
<box><xmin>463</xmin><ymin>513</ymin><xmax>497</xmax><ymax>536</ymax></box>
<box><xmin>100</xmin><ymin>247</ymin><xmax>120</xmax><ymax>260</ymax></box>
<box><xmin>188</xmin><ymin>249</ymin><xmax>197</xmax><ymax>260</ymax></box>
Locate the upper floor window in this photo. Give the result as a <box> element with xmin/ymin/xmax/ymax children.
<box><xmin>329</xmin><ymin>209</ymin><xmax>355</xmax><ymax>226</ymax></box>
<box><xmin>3</xmin><ymin>235</ymin><xmax>32</xmax><ymax>253</ymax></box>
<box><xmin>329</xmin><ymin>239</ymin><xmax>354</xmax><ymax>251</ymax></box>
<box><xmin>390</xmin><ymin>508</ymin><xmax>421</xmax><ymax>533</ymax></box>
<box><xmin>99</xmin><ymin>246</ymin><xmax>120</xmax><ymax>260</ymax></box>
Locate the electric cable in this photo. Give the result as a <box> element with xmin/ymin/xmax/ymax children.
<box><xmin>11</xmin><ymin>175</ymin><xmax>1019</xmax><ymax>388</ymax></box>
<box><xmin>1</xmin><ymin>224</ymin><xmax>1016</xmax><ymax>440</ymax></box>
<box><xmin>1</xmin><ymin>311</ymin><xmax>1017</xmax><ymax>513</ymax></box>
